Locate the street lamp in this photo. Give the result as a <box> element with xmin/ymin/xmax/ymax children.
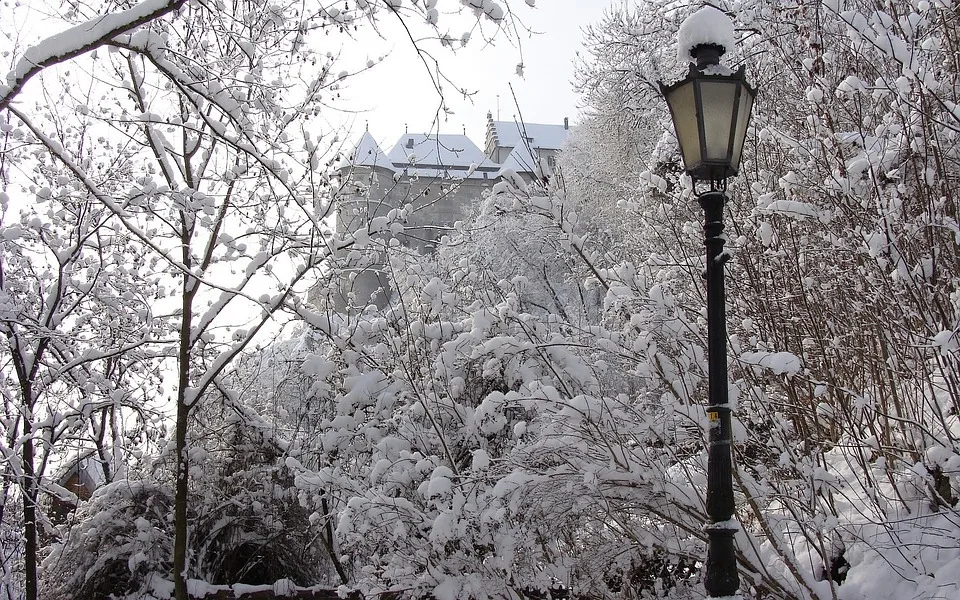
<box><xmin>659</xmin><ymin>6</ymin><xmax>755</xmax><ymax>599</ymax></box>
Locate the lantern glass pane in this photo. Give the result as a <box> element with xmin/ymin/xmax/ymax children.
<box><xmin>730</xmin><ymin>85</ymin><xmax>755</xmax><ymax>173</ymax></box>
<box><xmin>665</xmin><ymin>81</ymin><xmax>701</xmax><ymax>170</ymax></box>
<box><xmin>699</xmin><ymin>80</ymin><xmax>738</xmax><ymax>162</ymax></box>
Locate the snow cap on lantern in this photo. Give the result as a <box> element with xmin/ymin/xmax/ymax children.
<box><xmin>677</xmin><ymin>5</ymin><xmax>736</xmax><ymax>64</ymax></box>
<box><xmin>661</xmin><ymin>4</ymin><xmax>754</xmax><ymax>183</ymax></box>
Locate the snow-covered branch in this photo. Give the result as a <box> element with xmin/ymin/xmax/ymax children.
<box><xmin>0</xmin><ymin>0</ymin><xmax>187</xmax><ymax>111</ymax></box>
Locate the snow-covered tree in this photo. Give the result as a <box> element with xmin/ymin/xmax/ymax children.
<box><xmin>2</xmin><ymin>0</ymin><xmax>544</xmax><ymax>598</ymax></box>
<box><xmin>279</xmin><ymin>1</ymin><xmax>960</xmax><ymax>597</ymax></box>
<box><xmin>207</xmin><ymin>0</ymin><xmax>960</xmax><ymax>596</ymax></box>
<box><xmin>7</xmin><ymin>0</ymin><xmax>958</xmax><ymax>598</ymax></box>
<box><xmin>566</xmin><ymin>1</ymin><xmax>960</xmax><ymax>598</ymax></box>
<box><xmin>0</xmin><ymin>166</ymin><xmax>162</xmax><ymax>599</ymax></box>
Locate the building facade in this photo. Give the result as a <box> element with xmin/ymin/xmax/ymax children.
<box><xmin>327</xmin><ymin>113</ymin><xmax>570</xmax><ymax>309</ymax></box>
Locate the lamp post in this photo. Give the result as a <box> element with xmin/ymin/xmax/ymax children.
<box><xmin>659</xmin><ymin>7</ymin><xmax>755</xmax><ymax>599</ymax></box>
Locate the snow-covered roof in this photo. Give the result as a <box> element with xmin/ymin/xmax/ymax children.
<box><xmin>488</xmin><ymin>120</ymin><xmax>569</xmax><ymax>151</ymax></box>
<box><xmin>340</xmin><ymin>132</ymin><xmax>499</xmax><ymax>179</ymax></box>
<box><xmin>58</xmin><ymin>452</ymin><xmax>107</xmax><ymax>491</ymax></box>
<box><xmin>496</xmin><ymin>143</ymin><xmax>545</xmax><ymax>179</ymax></box>
<box><xmin>340</xmin><ymin>123</ymin><xmax>569</xmax><ymax>181</ymax></box>
<box><xmin>387</xmin><ymin>134</ymin><xmax>489</xmax><ymax>167</ymax></box>
<box><xmin>383</xmin><ymin>134</ymin><xmax>499</xmax><ymax>180</ymax></box>
<box><xmin>677</xmin><ymin>6</ymin><xmax>736</xmax><ymax>63</ymax></box>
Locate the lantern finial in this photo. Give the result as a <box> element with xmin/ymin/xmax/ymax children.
<box><xmin>690</xmin><ymin>43</ymin><xmax>724</xmax><ymax>70</ymax></box>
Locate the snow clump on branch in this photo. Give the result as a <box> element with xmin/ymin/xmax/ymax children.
<box><xmin>462</xmin><ymin>0</ymin><xmax>506</xmax><ymax>21</ymax></box>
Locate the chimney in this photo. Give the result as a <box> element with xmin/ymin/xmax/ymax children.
<box><xmin>564</xmin><ymin>117</ymin><xmax>569</xmax><ymax>130</ymax></box>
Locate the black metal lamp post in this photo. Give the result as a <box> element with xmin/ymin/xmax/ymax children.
<box><xmin>659</xmin><ymin>9</ymin><xmax>755</xmax><ymax>599</ymax></box>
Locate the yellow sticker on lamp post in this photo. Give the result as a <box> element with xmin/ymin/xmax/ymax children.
<box><xmin>707</xmin><ymin>411</ymin><xmax>720</xmax><ymax>422</ymax></box>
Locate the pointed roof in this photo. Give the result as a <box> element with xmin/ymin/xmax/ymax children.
<box><xmin>57</xmin><ymin>451</ymin><xmax>108</xmax><ymax>492</ymax></box>
<box><xmin>341</xmin><ymin>131</ymin><xmax>391</xmax><ymax>170</ymax></box>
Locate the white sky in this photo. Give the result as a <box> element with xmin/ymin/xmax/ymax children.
<box><xmin>3</xmin><ymin>0</ymin><xmax>621</xmax><ymax>156</ymax></box>
<box><xmin>332</xmin><ymin>0</ymin><xmax>622</xmax><ymax>152</ymax></box>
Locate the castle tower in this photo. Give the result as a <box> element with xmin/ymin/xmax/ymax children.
<box><xmin>317</xmin><ymin>118</ymin><xmax>572</xmax><ymax>312</ymax></box>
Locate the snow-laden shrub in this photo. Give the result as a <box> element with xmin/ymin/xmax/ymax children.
<box><xmin>41</xmin><ymin>405</ymin><xmax>337</xmax><ymax>597</ymax></box>
<box><xmin>192</xmin><ymin>462</ymin><xmax>331</xmax><ymax>586</ymax></box>
<box><xmin>185</xmin><ymin>394</ymin><xmax>337</xmax><ymax>587</ymax></box>
<box><xmin>40</xmin><ymin>480</ymin><xmax>173</xmax><ymax>600</ymax></box>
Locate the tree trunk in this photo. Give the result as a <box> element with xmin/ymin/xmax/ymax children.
<box><xmin>173</xmin><ymin>270</ymin><xmax>196</xmax><ymax>600</ymax></box>
<box><xmin>22</xmin><ymin>416</ymin><xmax>37</xmax><ymax>600</ymax></box>
<box><xmin>173</xmin><ymin>386</ymin><xmax>191</xmax><ymax>600</ymax></box>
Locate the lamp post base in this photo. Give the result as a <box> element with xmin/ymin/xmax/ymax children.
<box><xmin>705</xmin><ymin>526</ymin><xmax>739</xmax><ymax>597</ymax></box>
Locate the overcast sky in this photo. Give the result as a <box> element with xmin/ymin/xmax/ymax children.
<box><xmin>332</xmin><ymin>0</ymin><xmax>622</xmax><ymax>151</ymax></box>
<box><xmin>5</xmin><ymin>1</ymin><xmax>621</xmax><ymax>155</ymax></box>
